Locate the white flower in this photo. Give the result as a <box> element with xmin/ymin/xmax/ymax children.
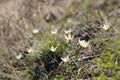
<box><xmin>33</xmin><ymin>28</ymin><xmax>39</xmax><ymax>34</ymax></box>
<box><xmin>78</xmin><ymin>39</ymin><xmax>89</xmax><ymax>48</ymax></box>
<box><xmin>51</xmin><ymin>28</ymin><xmax>58</xmax><ymax>34</ymax></box>
<box><xmin>64</xmin><ymin>34</ymin><xmax>74</xmax><ymax>42</ymax></box>
<box><xmin>102</xmin><ymin>23</ymin><xmax>111</xmax><ymax>30</ymax></box>
<box><xmin>64</xmin><ymin>29</ymin><xmax>72</xmax><ymax>34</ymax></box>
<box><xmin>61</xmin><ymin>56</ymin><xmax>70</xmax><ymax>63</ymax></box>
<box><xmin>67</xmin><ymin>18</ymin><xmax>72</xmax><ymax>23</ymax></box>
<box><xmin>50</xmin><ymin>46</ymin><xmax>57</xmax><ymax>52</ymax></box>
<box><xmin>27</xmin><ymin>47</ymin><xmax>33</xmax><ymax>53</ymax></box>
<box><xmin>16</xmin><ymin>54</ymin><xmax>22</xmax><ymax>59</ymax></box>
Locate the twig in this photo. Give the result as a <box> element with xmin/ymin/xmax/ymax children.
<box><xmin>78</xmin><ymin>54</ymin><xmax>100</xmax><ymax>61</ymax></box>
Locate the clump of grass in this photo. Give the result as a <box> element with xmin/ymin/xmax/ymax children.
<box><xmin>91</xmin><ymin>33</ymin><xmax>120</xmax><ymax>80</ymax></box>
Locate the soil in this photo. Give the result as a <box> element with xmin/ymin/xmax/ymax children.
<box><xmin>0</xmin><ymin>0</ymin><xmax>74</xmax><ymax>19</ymax></box>
<box><xmin>0</xmin><ymin>0</ymin><xmax>24</xmax><ymax>16</ymax></box>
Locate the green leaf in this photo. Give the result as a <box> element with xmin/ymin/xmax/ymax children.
<box><xmin>50</xmin><ymin>75</ymin><xmax>65</xmax><ymax>80</ymax></box>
